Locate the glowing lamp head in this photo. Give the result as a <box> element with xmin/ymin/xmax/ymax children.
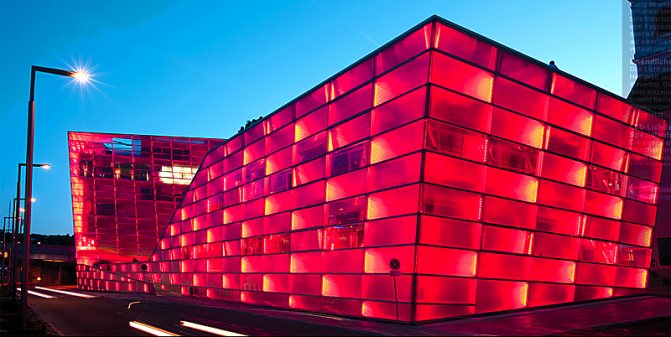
<box><xmin>30</xmin><ymin>197</ymin><xmax>37</xmax><ymax>203</ymax></box>
<box><xmin>41</xmin><ymin>164</ymin><xmax>51</xmax><ymax>170</ymax></box>
<box><xmin>72</xmin><ymin>70</ymin><xmax>90</xmax><ymax>84</ymax></box>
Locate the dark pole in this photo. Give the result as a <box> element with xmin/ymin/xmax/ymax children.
<box><xmin>21</xmin><ymin>65</ymin><xmax>75</xmax><ymax>331</ymax></box>
<box><xmin>1</xmin><ymin>217</ymin><xmax>7</xmax><ymax>286</ymax></box>
<box><xmin>11</xmin><ymin>165</ymin><xmax>22</xmax><ymax>301</ymax></box>
<box><xmin>21</xmin><ymin>67</ymin><xmax>36</xmax><ymax>331</ymax></box>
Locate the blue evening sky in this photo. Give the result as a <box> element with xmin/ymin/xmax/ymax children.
<box><xmin>0</xmin><ymin>1</ymin><xmax>633</xmax><ymax>235</ymax></box>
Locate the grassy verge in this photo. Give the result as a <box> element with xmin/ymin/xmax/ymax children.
<box><xmin>0</xmin><ymin>286</ymin><xmax>59</xmax><ymax>336</ymax></box>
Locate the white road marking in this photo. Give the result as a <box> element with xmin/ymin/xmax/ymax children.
<box><xmin>129</xmin><ymin>321</ymin><xmax>180</xmax><ymax>336</ymax></box>
<box><xmin>180</xmin><ymin>320</ymin><xmax>247</xmax><ymax>336</ymax></box>
<box><xmin>16</xmin><ymin>287</ymin><xmax>56</xmax><ymax>299</ymax></box>
<box><xmin>128</xmin><ymin>301</ymin><xmax>141</xmax><ymax>309</ymax></box>
<box><xmin>34</xmin><ymin>286</ymin><xmax>96</xmax><ymax>299</ymax></box>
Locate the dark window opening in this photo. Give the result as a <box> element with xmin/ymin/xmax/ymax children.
<box><xmin>331</xmin><ymin>143</ymin><xmax>367</xmax><ymax>176</ymax></box>
<box><xmin>487</xmin><ymin>138</ymin><xmax>538</xmax><ymax>175</ymax></box>
<box><xmin>96</xmin><ymin>203</ymin><xmax>115</xmax><ymax>216</ymax></box>
<box><xmin>269</xmin><ymin>169</ymin><xmax>292</xmax><ymax>194</ymax></box>
<box><xmin>328</xmin><ymin>196</ymin><xmax>366</xmax><ymax>225</ymax></box>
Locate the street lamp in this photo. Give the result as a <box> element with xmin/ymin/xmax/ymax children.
<box><xmin>10</xmin><ymin>163</ymin><xmax>48</xmax><ymax>302</ymax></box>
<box><xmin>21</xmin><ymin>65</ymin><xmax>88</xmax><ymax>330</ymax></box>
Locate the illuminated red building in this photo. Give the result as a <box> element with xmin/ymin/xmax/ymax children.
<box><xmin>71</xmin><ymin>16</ymin><xmax>667</xmax><ymax>322</ymax></box>
<box><xmin>68</xmin><ymin>132</ymin><xmax>223</xmax><ymax>267</ymax></box>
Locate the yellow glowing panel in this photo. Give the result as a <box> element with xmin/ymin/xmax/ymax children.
<box><xmin>469</xmin><ymin>73</ymin><xmax>494</xmax><ymax>103</ymax></box>
<box><xmin>159</xmin><ymin>165</ymin><xmax>197</xmax><ymax>185</ymax></box>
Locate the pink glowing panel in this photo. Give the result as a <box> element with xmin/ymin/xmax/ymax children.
<box><xmin>431</xmin><ymin>52</ymin><xmax>494</xmax><ymax>102</ymax></box>
<box><xmin>434</xmin><ymin>22</ymin><xmax>497</xmax><ymax>69</ymax></box>
<box><xmin>498</xmin><ymin>51</ymin><xmax>549</xmax><ymax>90</ymax></box>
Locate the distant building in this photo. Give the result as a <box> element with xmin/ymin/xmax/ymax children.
<box><xmin>628</xmin><ymin>0</ymin><xmax>671</xmax><ymax>279</ymax></box>
<box><xmin>13</xmin><ymin>241</ymin><xmax>76</xmax><ymax>285</ymax></box>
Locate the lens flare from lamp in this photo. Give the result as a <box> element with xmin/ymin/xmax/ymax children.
<box><xmin>72</xmin><ymin>70</ymin><xmax>90</xmax><ymax>84</ymax></box>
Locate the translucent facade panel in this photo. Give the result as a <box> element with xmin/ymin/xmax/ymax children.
<box><xmin>547</xmin><ymin>98</ymin><xmax>593</xmax><ymax>136</ymax></box>
<box><xmin>498</xmin><ymin>51</ymin><xmax>549</xmax><ymax>90</ymax></box>
<box><xmin>544</xmin><ymin>127</ymin><xmax>591</xmax><ymax>162</ymax></box>
<box><xmin>484</xmin><ymin>167</ymin><xmax>538</xmax><ymax>203</ymax></box>
<box><xmin>596</xmin><ymin>93</ymin><xmax>636</xmax><ymax>124</ymax></box>
<box><xmin>527</xmin><ymin>283</ymin><xmax>575</xmax><ymax>307</ymax></box>
<box><xmin>493</xmin><ymin>77</ymin><xmax>548</xmax><ymax>121</ymax></box>
<box><xmin>620</xmin><ymin>223</ymin><xmax>653</xmax><ymax>247</ymax></box>
<box><xmin>419</xmin><ymin>215</ymin><xmax>481</xmax><ymax>250</ymax></box>
<box><xmin>367</xmin><ymin>153</ymin><xmax>421</xmax><ymax>192</ymax></box>
<box><xmin>592</xmin><ymin>115</ymin><xmax>634</xmax><ymax>150</ymax></box>
<box><xmin>551</xmin><ymin>74</ymin><xmax>596</xmax><ymax>109</ymax></box>
<box><xmin>370</xmin><ymin>120</ymin><xmax>424</xmax><ymax>164</ymax></box>
<box><xmin>583</xmin><ymin>216</ymin><xmax>620</xmax><ymax>242</ymax></box>
<box><xmin>631</xmin><ymin>130</ymin><xmax>663</xmax><ymax>160</ymax></box>
<box><xmin>490</xmin><ymin>108</ymin><xmax>545</xmax><ymax>149</ymax></box>
<box><xmin>425</xmin><ymin>152</ymin><xmax>486</xmax><ymax>192</ymax></box>
<box><xmin>537</xmin><ymin>180</ymin><xmax>586</xmax><ymax>212</ymax></box>
<box><xmin>374</xmin><ymin>53</ymin><xmax>429</xmax><ymax>106</ymax></box>
<box><xmin>628</xmin><ymin>153</ymin><xmax>663</xmax><ymax>182</ymax></box>
<box><xmin>475</xmin><ymin>280</ymin><xmax>528</xmax><ymax>314</ymax></box>
<box><xmin>295</xmin><ymin>107</ymin><xmax>327</xmax><ymax>142</ymax></box>
<box><xmin>364</xmin><ymin>216</ymin><xmax>417</xmax><ymax>247</ymax></box>
<box><xmin>296</xmin><ymin>84</ymin><xmax>329</xmax><ymax>118</ymax></box>
<box><xmin>375</xmin><ymin>23</ymin><xmax>431</xmax><ymax>74</ymax></box>
<box><xmin>371</xmin><ymin>87</ymin><xmax>426</xmax><ymax>136</ymax></box>
<box><xmin>483</xmin><ymin>196</ymin><xmax>537</xmax><ymax>230</ymax></box>
<box><xmin>478</xmin><ymin>252</ymin><xmax>532</xmax><ymax>280</ymax></box>
<box><xmin>331</xmin><ymin>59</ymin><xmax>374</xmax><ymax>98</ymax></box>
<box><xmin>541</xmin><ymin>153</ymin><xmax>587</xmax><ymax>187</ymax></box>
<box><xmin>416</xmin><ymin>276</ymin><xmax>477</xmax><ymax>304</ymax></box>
<box><xmin>429</xmin><ymin>85</ymin><xmax>492</xmax><ymax>133</ymax></box>
<box><xmin>431</xmin><ymin>52</ymin><xmax>494</xmax><ymax>102</ymax></box>
<box><xmin>481</xmin><ymin>226</ymin><xmax>533</xmax><ymax>254</ymax></box>
<box><xmin>328</xmin><ymin>84</ymin><xmax>373</xmax><ymax>127</ymax></box>
<box><xmin>635</xmin><ymin>110</ymin><xmax>667</xmax><ymax>138</ymax></box>
<box><xmin>367</xmin><ymin>184</ymin><xmax>420</xmax><ymax>220</ymax></box>
<box><xmin>416</xmin><ymin>246</ymin><xmax>477</xmax><ymax>277</ymax></box>
<box><xmin>434</xmin><ymin>22</ymin><xmax>497</xmax><ymax>69</ymax></box>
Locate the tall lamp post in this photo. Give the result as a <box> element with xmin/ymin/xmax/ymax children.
<box><xmin>10</xmin><ymin>164</ymin><xmax>48</xmax><ymax>301</ymax></box>
<box><xmin>21</xmin><ymin>65</ymin><xmax>88</xmax><ymax>330</ymax></box>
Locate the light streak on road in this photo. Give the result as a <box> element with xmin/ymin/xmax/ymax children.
<box><xmin>180</xmin><ymin>320</ymin><xmax>248</xmax><ymax>336</ymax></box>
<box><xmin>35</xmin><ymin>286</ymin><xmax>96</xmax><ymax>298</ymax></box>
<box><xmin>16</xmin><ymin>287</ymin><xmax>56</xmax><ymax>299</ymax></box>
<box><xmin>129</xmin><ymin>321</ymin><xmax>179</xmax><ymax>336</ymax></box>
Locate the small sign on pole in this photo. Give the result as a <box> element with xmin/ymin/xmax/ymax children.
<box><xmin>389</xmin><ymin>258</ymin><xmax>401</xmax><ymax>324</ymax></box>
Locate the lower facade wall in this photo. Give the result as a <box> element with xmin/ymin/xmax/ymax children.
<box><xmin>78</xmin><ymin>255</ymin><xmax>649</xmax><ymax>323</ymax></box>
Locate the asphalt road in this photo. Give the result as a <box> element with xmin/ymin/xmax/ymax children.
<box><xmin>26</xmin><ymin>287</ymin><xmax>379</xmax><ymax>336</ymax></box>
<box><xmin>25</xmin><ymin>287</ymin><xmax>671</xmax><ymax>336</ymax></box>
